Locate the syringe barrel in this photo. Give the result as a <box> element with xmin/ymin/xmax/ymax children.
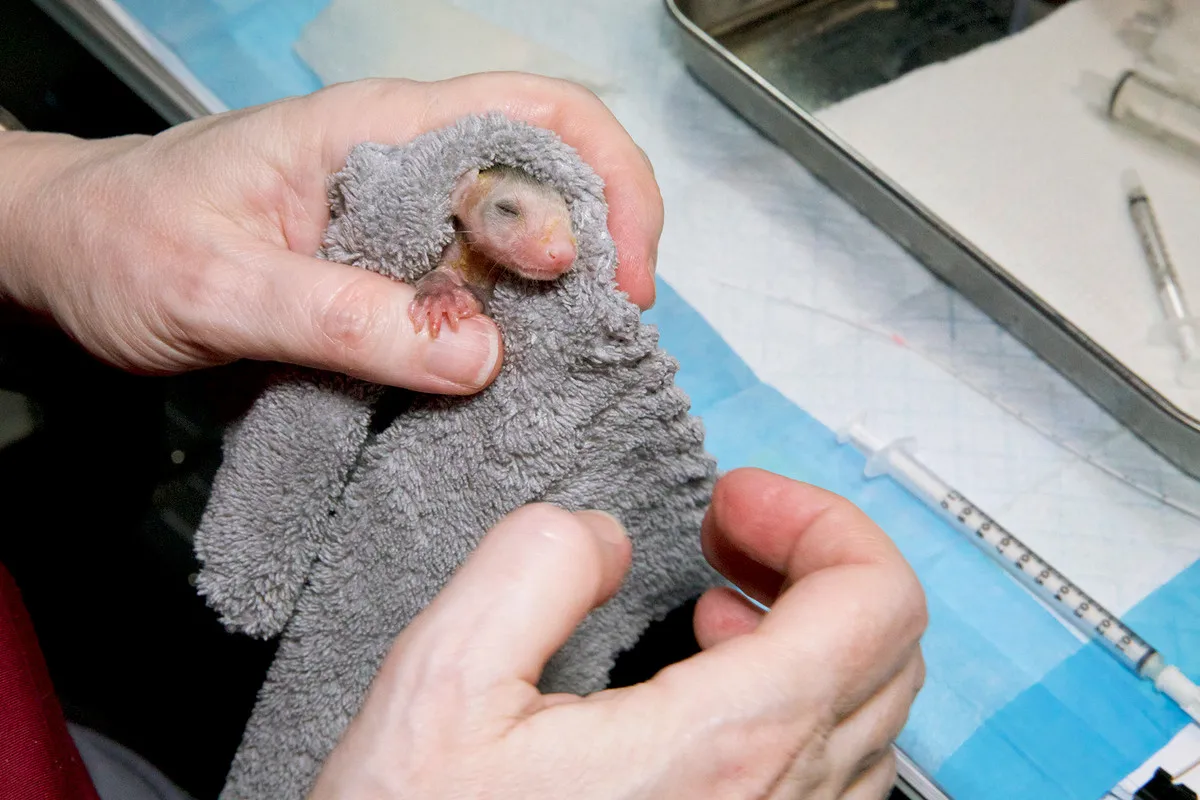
<box><xmin>1124</xmin><ymin>176</ymin><xmax>1199</xmax><ymax>368</ymax></box>
<box><xmin>1128</xmin><ymin>194</ymin><xmax>1190</xmax><ymax>320</ymax></box>
<box><xmin>873</xmin><ymin>445</ymin><xmax>1157</xmax><ymax>675</ymax></box>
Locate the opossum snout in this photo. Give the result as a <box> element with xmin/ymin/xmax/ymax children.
<box><xmin>540</xmin><ymin>233</ymin><xmax>577</xmax><ymax>275</ymax></box>
<box><xmin>544</xmin><ymin>239</ymin><xmax>576</xmax><ymax>270</ymax></box>
<box><xmin>510</xmin><ymin>228</ymin><xmax>575</xmax><ymax>280</ymax></box>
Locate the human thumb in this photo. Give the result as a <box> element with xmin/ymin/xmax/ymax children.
<box><xmin>309</xmin><ymin>506</ymin><xmax>631</xmax><ymax>799</ymax></box>
<box><xmin>205</xmin><ymin>248</ymin><xmax>503</xmax><ymax>392</ymax></box>
<box><xmin>384</xmin><ymin>504</ymin><xmax>632</xmax><ymax>692</ymax></box>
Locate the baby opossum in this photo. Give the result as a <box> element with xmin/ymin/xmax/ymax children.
<box><xmin>409</xmin><ymin>166</ymin><xmax>578</xmax><ymax>337</ymax></box>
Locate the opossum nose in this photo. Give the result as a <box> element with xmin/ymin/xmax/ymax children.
<box><xmin>545</xmin><ymin>239</ymin><xmax>576</xmax><ymax>269</ymax></box>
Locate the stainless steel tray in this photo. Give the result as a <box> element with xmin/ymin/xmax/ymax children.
<box><xmin>665</xmin><ymin>0</ymin><xmax>1200</xmax><ymax>480</ymax></box>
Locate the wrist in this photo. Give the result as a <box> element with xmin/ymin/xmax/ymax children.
<box><xmin>0</xmin><ymin>131</ymin><xmax>140</xmax><ymax>314</ymax></box>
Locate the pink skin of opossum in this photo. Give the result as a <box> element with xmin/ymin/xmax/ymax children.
<box><xmin>408</xmin><ymin>166</ymin><xmax>578</xmax><ymax>338</ymax></box>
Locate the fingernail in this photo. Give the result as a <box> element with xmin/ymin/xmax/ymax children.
<box><xmin>423</xmin><ymin>316</ymin><xmax>501</xmax><ymax>388</ymax></box>
<box><xmin>575</xmin><ymin>510</ymin><xmax>628</xmax><ymax>548</ymax></box>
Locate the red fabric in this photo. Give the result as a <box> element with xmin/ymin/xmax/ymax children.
<box><xmin>0</xmin><ymin>561</ymin><xmax>100</xmax><ymax>800</ymax></box>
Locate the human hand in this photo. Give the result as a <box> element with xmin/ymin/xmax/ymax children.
<box><xmin>311</xmin><ymin>468</ymin><xmax>927</xmax><ymax>799</ymax></box>
<box><xmin>0</xmin><ymin>74</ymin><xmax>662</xmax><ymax>394</ymax></box>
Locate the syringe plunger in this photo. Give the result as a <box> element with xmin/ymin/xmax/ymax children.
<box><xmin>1141</xmin><ymin>650</ymin><xmax>1200</xmax><ymax>722</ymax></box>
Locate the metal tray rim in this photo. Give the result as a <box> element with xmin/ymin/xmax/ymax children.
<box><xmin>665</xmin><ymin>0</ymin><xmax>1200</xmax><ymax>479</ymax></box>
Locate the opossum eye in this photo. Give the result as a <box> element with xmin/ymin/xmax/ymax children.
<box><xmin>494</xmin><ymin>200</ymin><xmax>521</xmax><ymax>218</ymax></box>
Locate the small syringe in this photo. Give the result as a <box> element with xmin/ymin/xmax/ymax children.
<box><xmin>1123</xmin><ymin>168</ymin><xmax>1200</xmax><ymax>388</ymax></box>
<box><xmin>837</xmin><ymin>418</ymin><xmax>1200</xmax><ymax>724</ymax></box>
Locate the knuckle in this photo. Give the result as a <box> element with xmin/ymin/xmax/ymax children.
<box><xmin>500</xmin><ymin>73</ymin><xmax>607</xmax><ymax>120</ymax></box>
<box><xmin>557</xmin><ymin>77</ymin><xmax>603</xmax><ymax>106</ymax></box>
<box><xmin>354</xmin><ymin>76</ymin><xmax>399</xmax><ymax>93</ymax></box>
<box><xmin>166</xmin><ymin>259</ymin><xmax>209</xmax><ymax>311</ymax></box>
<box><xmin>365</xmin><ymin>76</ymin><xmax>423</xmax><ymax>103</ymax></box>
<box><xmin>315</xmin><ymin>276</ymin><xmax>393</xmax><ymax>356</ymax></box>
<box><xmin>704</xmin><ymin>720</ymin><xmax>823</xmax><ymax>796</ymax></box>
<box><xmin>502</xmin><ymin>71</ymin><xmax>583</xmax><ymax>99</ymax></box>
<box><xmin>912</xmin><ymin>650</ymin><xmax>927</xmax><ymax>696</ymax></box>
<box><xmin>856</xmin><ymin>744</ymin><xmax>893</xmax><ymax>778</ymax></box>
<box><xmin>171</xmin><ymin>255</ymin><xmax>257</xmax><ymax>326</ymax></box>
<box><xmin>310</xmin><ymin>78</ymin><xmax>421</xmax><ymax>116</ymax></box>
<box><xmin>887</xmin><ymin>689</ymin><xmax>918</xmax><ymax>741</ymax></box>
<box><xmin>874</xmin><ymin>750</ymin><xmax>899</xmax><ymax>791</ymax></box>
<box><xmin>832</xmin><ymin>598</ymin><xmax>890</xmax><ymax>669</ymax></box>
<box><xmin>327</xmin><ymin>76</ymin><xmax>389</xmax><ymax>99</ymax></box>
<box><xmin>897</xmin><ymin>571</ymin><xmax>930</xmax><ymax>638</ymax></box>
<box><xmin>818</xmin><ymin>490</ymin><xmax>866</xmax><ymax>525</ymax></box>
<box><xmin>301</xmin><ymin>81</ymin><xmax>351</xmax><ymax>110</ymax></box>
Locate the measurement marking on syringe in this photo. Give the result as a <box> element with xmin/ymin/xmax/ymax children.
<box><xmin>936</xmin><ymin>488</ymin><xmax>1155</xmax><ymax>665</ymax></box>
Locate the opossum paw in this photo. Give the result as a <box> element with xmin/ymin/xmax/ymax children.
<box><xmin>408</xmin><ymin>284</ymin><xmax>484</xmax><ymax>339</ymax></box>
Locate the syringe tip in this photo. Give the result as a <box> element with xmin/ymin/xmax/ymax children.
<box><xmin>835</xmin><ymin>413</ymin><xmax>867</xmax><ymax>445</ymax></box>
<box><xmin>1121</xmin><ymin>167</ymin><xmax>1146</xmax><ymax>199</ymax></box>
<box><xmin>836</xmin><ymin>416</ymin><xmax>895</xmax><ymax>466</ymax></box>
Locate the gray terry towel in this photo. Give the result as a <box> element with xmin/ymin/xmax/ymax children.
<box><xmin>193</xmin><ymin>113</ymin><xmax>721</xmax><ymax>800</ymax></box>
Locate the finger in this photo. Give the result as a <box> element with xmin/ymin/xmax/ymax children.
<box><xmin>308</xmin><ymin>509</ymin><xmax>627</xmax><ymax>799</ymax></box>
<box><xmin>700</xmin><ymin>515</ymin><xmax>785</xmax><ymax>608</ymax></box>
<box><xmin>693</xmin><ymin>585</ymin><xmax>764</xmax><ymax>650</ymax></box>
<box><xmin>700</xmin><ymin>469</ymin><xmax>927</xmax><ymax>712</ymax></box>
<box><xmin>310</xmin><ymin>75</ymin><xmax>662</xmax><ymax>309</ymax></box>
<box><xmin>178</xmin><ymin>245</ymin><xmax>503</xmax><ymax>392</ymax></box>
<box><xmin>392</xmin><ymin>505</ymin><xmax>632</xmax><ymax>691</ymax></box>
<box><xmin>836</xmin><ymin>750</ymin><xmax>897</xmax><ymax>800</ymax></box>
<box><xmin>702</xmin><ymin>468</ymin><xmax>907</xmax><ymax>586</ymax></box>
<box><xmin>701</xmin><ymin>466</ymin><xmax>925</xmax><ymax>645</ymax></box>
<box><xmin>752</xmin><ymin>560</ymin><xmax>926</xmax><ymax>720</ymax></box>
<box><xmin>824</xmin><ymin>648</ymin><xmax>923</xmax><ymax>787</ymax></box>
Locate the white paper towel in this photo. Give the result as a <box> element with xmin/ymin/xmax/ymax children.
<box><xmin>815</xmin><ymin>0</ymin><xmax>1200</xmax><ymax>420</ymax></box>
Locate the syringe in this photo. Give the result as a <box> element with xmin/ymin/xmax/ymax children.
<box><xmin>1078</xmin><ymin>69</ymin><xmax>1200</xmax><ymax>163</ymax></box>
<box><xmin>837</xmin><ymin>418</ymin><xmax>1200</xmax><ymax>724</ymax></box>
<box><xmin>1123</xmin><ymin>168</ymin><xmax>1200</xmax><ymax>388</ymax></box>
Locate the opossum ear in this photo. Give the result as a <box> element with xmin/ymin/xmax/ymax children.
<box><xmin>450</xmin><ymin>168</ymin><xmax>481</xmax><ymax>212</ymax></box>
